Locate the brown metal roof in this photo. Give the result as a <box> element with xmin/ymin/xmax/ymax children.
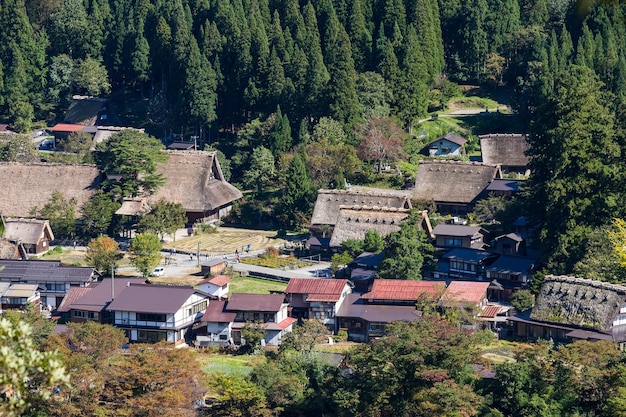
<box><xmin>106</xmin><ymin>284</ymin><xmax>207</xmax><ymax>314</ymax></box>
<box><xmin>0</xmin><ymin>260</ymin><xmax>99</xmax><ymax>283</ymax></box>
<box><xmin>59</xmin><ymin>278</ymin><xmax>145</xmax><ymax>313</ymax></box>
<box><xmin>226</xmin><ymin>293</ymin><xmax>285</xmax><ymax>312</ymax></box>
<box><xmin>479</xmin><ymin>305</ymin><xmax>501</xmax><ymax>318</ymax></box>
<box><xmin>336</xmin><ymin>293</ymin><xmax>421</xmax><ymax>322</ymax></box>
<box><xmin>199</xmin><ymin>275</ymin><xmax>231</xmax><ymax>287</ymax></box>
<box><xmin>363</xmin><ymin>279</ymin><xmax>445</xmax><ymax>301</ymax></box>
<box><xmin>200</xmin><ymin>300</ymin><xmax>236</xmax><ymax>322</ymax></box>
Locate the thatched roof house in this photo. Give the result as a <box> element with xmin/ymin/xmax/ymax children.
<box><xmin>329</xmin><ymin>207</ymin><xmax>432</xmax><ymax>248</ymax></box>
<box><xmin>0</xmin><ymin>239</ymin><xmax>18</xmax><ymax>259</ymax></box>
<box><xmin>115</xmin><ymin>198</ymin><xmax>151</xmax><ymax>216</ymax></box>
<box><xmin>0</xmin><ymin>162</ymin><xmax>102</xmax><ymax>218</ymax></box>
<box><xmin>150</xmin><ymin>150</ymin><xmax>242</xmax><ymax>223</ymax></box>
<box><xmin>64</xmin><ymin>96</ymin><xmax>107</xmax><ymax>125</ymax></box>
<box><xmin>311</xmin><ymin>189</ymin><xmax>412</xmax><ymax>228</ymax></box>
<box><xmin>3</xmin><ymin>218</ymin><xmax>54</xmax><ymax>255</ymax></box>
<box><xmin>413</xmin><ymin>160</ymin><xmax>501</xmax><ymax>215</ymax></box>
<box><xmin>509</xmin><ymin>275</ymin><xmax>626</xmax><ymax>344</ymax></box>
<box><xmin>479</xmin><ymin>134</ymin><xmax>529</xmax><ymax>174</ymax></box>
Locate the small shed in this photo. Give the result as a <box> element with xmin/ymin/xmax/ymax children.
<box><xmin>201</xmin><ymin>258</ymin><xmax>227</xmax><ymax>277</ymax></box>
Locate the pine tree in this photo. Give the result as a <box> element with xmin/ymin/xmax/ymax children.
<box><xmin>347</xmin><ymin>0</ymin><xmax>372</xmax><ymax>72</ymax></box>
<box><xmin>269</xmin><ymin>105</ymin><xmax>292</xmax><ymax>156</ymax></box>
<box><xmin>279</xmin><ymin>152</ymin><xmax>313</xmax><ymax>228</ymax></box>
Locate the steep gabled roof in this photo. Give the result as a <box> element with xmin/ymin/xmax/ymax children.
<box><xmin>429</xmin><ymin>133</ymin><xmax>467</xmax><ymax>147</ymax></box>
<box><xmin>225</xmin><ymin>293</ymin><xmax>285</xmax><ymax>312</ymax></box>
<box><xmin>115</xmin><ymin>198</ymin><xmax>151</xmax><ymax>216</ymax></box>
<box><xmin>311</xmin><ymin>188</ymin><xmax>411</xmax><ymax>226</ymax></box>
<box><xmin>3</xmin><ymin>218</ymin><xmax>54</xmax><ymax>244</ymax></box>
<box><xmin>0</xmin><ymin>162</ymin><xmax>101</xmax><ymax>218</ymax></box>
<box><xmin>106</xmin><ymin>284</ymin><xmax>206</xmax><ymax>314</ymax></box>
<box><xmin>329</xmin><ymin>206</ymin><xmax>409</xmax><ymax>247</ymax></box>
<box><xmin>63</xmin><ymin>96</ymin><xmax>107</xmax><ymax>125</ymax></box>
<box><xmin>150</xmin><ymin>150</ymin><xmax>242</xmax><ymax>212</ymax></box>
<box><xmin>363</xmin><ymin>279</ymin><xmax>445</xmax><ymax>301</ymax></box>
<box><xmin>530</xmin><ymin>275</ymin><xmax>626</xmax><ymax>332</ymax></box>
<box><xmin>441</xmin><ymin>281</ymin><xmax>490</xmax><ymax>304</ymax></box>
<box><xmin>479</xmin><ymin>134</ymin><xmax>529</xmax><ymax>168</ymax></box>
<box><xmin>0</xmin><ymin>240</ymin><xmax>18</xmax><ymax>259</ymax></box>
<box><xmin>285</xmin><ymin>278</ymin><xmax>349</xmax><ymax>302</ymax></box>
<box><xmin>413</xmin><ymin>161</ymin><xmax>501</xmax><ymax>204</ymax></box>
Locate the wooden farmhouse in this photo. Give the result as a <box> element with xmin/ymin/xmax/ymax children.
<box><xmin>413</xmin><ymin>160</ymin><xmax>502</xmax><ymax>215</ymax></box>
<box><xmin>509</xmin><ymin>275</ymin><xmax>626</xmax><ymax>345</ymax></box>
<box><xmin>150</xmin><ymin>150</ymin><xmax>243</xmax><ymax>223</ymax></box>
<box><xmin>426</xmin><ymin>133</ymin><xmax>467</xmax><ymax>157</ymax></box>
<box><xmin>2</xmin><ymin>218</ymin><xmax>54</xmax><ymax>255</ymax></box>
<box><xmin>0</xmin><ymin>162</ymin><xmax>102</xmax><ymax>218</ymax></box>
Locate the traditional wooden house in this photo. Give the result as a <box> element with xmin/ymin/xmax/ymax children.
<box><xmin>285</xmin><ymin>278</ymin><xmax>352</xmax><ymax>331</ymax></box>
<box><xmin>0</xmin><ymin>259</ymin><xmax>100</xmax><ymax>308</ymax></box>
<box><xmin>492</xmin><ymin>233</ymin><xmax>525</xmax><ymax>256</ymax></box>
<box><xmin>426</xmin><ymin>133</ymin><xmax>467</xmax><ymax>157</ymax></box>
<box><xmin>150</xmin><ymin>150</ymin><xmax>243</xmax><ymax>223</ymax></box>
<box><xmin>106</xmin><ymin>283</ymin><xmax>210</xmax><ymax>345</ymax></box>
<box><xmin>49</xmin><ymin>123</ymin><xmax>88</xmax><ymax>143</ymax></box>
<box><xmin>439</xmin><ymin>281</ymin><xmax>490</xmax><ymax>309</ymax></box>
<box><xmin>485</xmin><ymin>256</ymin><xmax>536</xmax><ymax>302</ymax></box>
<box><xmin>413</xmin><ymin>161</ymin><xmax>502</xmax><ymax>215</ymax></box>
<box><xmin>310</xmin><ymin>188</ymin><xmax>412</xmax><ymax>238</ymax></box>
<box><xmin>349</xmin><ymin>252</ymin><xmax>384</xmax><ymax>292</ymax></box>
<box><xmin>2</xmin><ymin>218</ymin><xmax>54</xmax><ymax>255</ymax></box>
<box><xmin>438</xmin><ymin>248</ymin><xmax>498</xmax><ymax>280</ymax></box>
<box><xmin>508</xmin><ymin>275</ymin><xmax>626</xmax><ymax>345</ymax></box>
<box><xmin>0</xmin><ymin>282</ymin><xmax>41</xmax><ymax>311</ymax></box>
<box><xmin>0</xmin><ymin>240</ymin><xmax>18</xmax><ymax>259</ymax></box>
<box><xmin>63</xmin><ymin>95</ymin><xmax>108</xmax><ymax>126</ymax></box>
<box><xmin>329</xmin><ymin>206</ymin><xmax>413</xmax><ymax>248</ymax></box>
<box><xmin>197</xmin><ymin>293</ymin><xmax>297</xmax><ymax>346</ymax></box>
<box><xmin>479</xmin><ymin>134</ymin><xmax>530</xmax><ymax>175</ymax></box>
<box><xmin>433</xmin><ymin>224</ymin><xmax>488</xmax><ymax>250</ymax></box>
<box><xmin>200</xmin><ymin>258</ymin><xmax>227</xmax><ymax>277</ymax></box>
<box><xmin>485</xmin><ymin>178</ymin><xmax>523</xmax><ymax>197</ymax></box>
<box><xmin>362</xmin><ymin>279</ymin><xmax>446</xmax><ymax>305</ymax></box>
<box><xmin>0</xmin><ymin>162</ymin><xmax>102</xmax><ymax>218</ymax></box>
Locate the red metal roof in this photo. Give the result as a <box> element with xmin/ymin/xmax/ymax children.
<box><xmin>442</xmin><ymin>281</ymin><xmax>490</xmax><ymax>304</ymax></box>
<box><xmin>50</xmin><ymin>123</ymin><xmax>86</xmax><ymax>132</ymax></box>
<box><xmin>56</xmin><ymin>287</ymin><xmax>92</xmax><ymax>312</ymax></box>
<box><xmin>478</xmin><ymin>305</ymin><xmax>501</xmax><ymax>318</ymax></box>
<box><xmin>278</xmin><ymin>317</ymin><xmax>297</xmax><ymax>329</ymax></box>
<box><xmin>285</xmin><ymin>278</ymin><xmax>348</xmax><ymax>296</ymax></box>
<box><xmin>306</xmin><ymin>293</ymin><xmax>342</xmax><ymax>302</ymax></box>
<box><xmin>363</xmin><ymin>279</ymin><xmax>446</xmax><ymax>301</ymax></box>
<box><xmin>199</xmin><ymin>275</ymin><xmax>231</xmax><ymax>287</ymax></box>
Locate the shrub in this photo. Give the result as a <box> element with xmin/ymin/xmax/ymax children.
<box><xmin>263</xmin><ymin>247</ymin><xmax>279</xmax><ymax>258</ymax></box>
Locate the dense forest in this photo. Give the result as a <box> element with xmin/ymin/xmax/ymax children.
<box><xmin>2</xmin><ymin>0</ymin><xmax>626</xmax><ymax>274</ymax></box>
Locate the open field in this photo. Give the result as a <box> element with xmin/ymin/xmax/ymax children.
<box><xmin>228</xmin><ymin>276</ymin><xmax>288</xmax><ymax>294</ymax></box>
<box><xmin>163</xmin><ymin>227</ymin><xmax>286</xmax><ymax>255</ymax></box>
<box><xmin>198</xmin><ymin>351</ymin><xmax>266</xmax><ymax>375</ymax></box>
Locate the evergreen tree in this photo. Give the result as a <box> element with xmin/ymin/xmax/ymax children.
<box><xmin>278</xmin><ymin>152</ymin><xmax>313</xmax><ymax>228</ymax></box>
<box><xmin>269</xmin><ymin>105</ymin><xmax>292</xmax><ymax>157</ymax></box>
<box><xmin>526</xmin><ymin>65</ymin><xmax>621</xmax><ymax>273</ymax></box>
<box><xmin>347</xmin><ymin>0</ymin><xmax>372</xmax><ymax>72</ymax></box>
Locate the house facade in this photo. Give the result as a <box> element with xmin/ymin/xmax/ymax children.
<box><xmin>198</xmin><ymin>293</ymin><xmax>296</xmax><ymax>346</ymax></box>
<box><xmin>285</xmin><ymin>278</ymin><xmax>352</xmax><ymax>331</ymax></box>
<box><xmin>106</xmin><ymin>284</ymin><xmax>210</xmax><ymax>345</ymax></box>
<box><xmin>2</xmin><ymin>218</ymin><xmax>54</xmax><ymax>255</ymax></box>
<box><xmin>427</xmin><ymin>133</ymin><xmax>467</xmax><ymax>157</ymax></box>
<box><xmin>197</xmin><ymin>275</ymin><xmax>230</xmax><ymax>299</ymax></box>
<box><xmin>0</xmin><ymin>259</ymin><xmax>99</xmax><ymax>308</ymax></box>
<box><xmin>433</xmin><ymin>224</ymin><xmax>487</xmax><ymax>249</ymax></box>
<box><xmin>0</xmin><ymin>282</ymin><xmax>41</xmax><ymax>311</ymax></box>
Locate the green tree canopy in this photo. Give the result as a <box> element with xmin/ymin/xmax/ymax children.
<box><xmin>128</xmin><ymin>233</ymin><xmax>162</xmax><ymax>277</ymax></box>
<box><xmin>137</xmin><ymin>199</ymin><xmax>187</xmax><ymax>241</ymax></box>
<box><xmin>32</xmin><ymin>190</ymin><xmax>76</xmax><ymax>239</ymax></box>
<box><xmin>84</xmin><ymin>236</ymin><xmax>122</xmax><ymax>276</ymax></box>
<box><xmin>97</xmin><ymin>130</ymin><xmax>168</xmax><ymax>198</ymax></box>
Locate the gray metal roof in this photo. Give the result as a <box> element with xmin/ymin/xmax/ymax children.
<box><xmin>336</xmin><ymin>293</ymin><xmax>421</xmax><ymax>322</ymax></box>
<box><xmin>106</xmin><ymin>284</ymin><xmax>208</xmax><ymax>314</ymax></box>
<box><xmin>0</xmin><ymin>260</ymin><xmax>98</xmax><ymax>283</ymax></box>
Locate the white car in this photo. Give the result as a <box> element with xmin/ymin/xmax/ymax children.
<box><xmin>151</xmin><ymin>267</ymin><xmax>165</xmax><ymax>277</ymax></box>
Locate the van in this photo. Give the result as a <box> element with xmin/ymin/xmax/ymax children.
<box><xmin>152</xmin><ymin>267</ymin><xmax>165</xmax><ymax>277</ymax></box>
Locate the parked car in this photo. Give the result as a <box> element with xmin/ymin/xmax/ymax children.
<box><xmin>151</xmin><ymin>267</ymin><xmax>165</xmax><ymax>277</ymax></box>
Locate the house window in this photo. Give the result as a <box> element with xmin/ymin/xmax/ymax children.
<box><xmin>1</xmin><ymin>297</ymin><xmax>27</xmax><ymax>304</ymax></box>
<box><xmin>137</xmin><ymin>313</ymin><xmax>166</xmax><ymax>322</ymax></box>
<box><xmin>137</xmin><ymin>330</ymin><xmax>167</xmax><ymax>342</ymax></box>
<box><xmin>73</xmin><ymin>310</ymin><xmax>99</xmax><ymax>320</ymax></box>
<box><xmin>219</xmin><ymin>334</ymin><xmax>228</xmax><ymax>340</ymax></box>
<box><xmin>44</xmin><ymin>283</ymin><xmax>65</xmax><ymax>292</ymax></box>
<box><xmin>444</xmin><ymin>238</ymin><xmax>462</xmax><ymax>247</ymax></box>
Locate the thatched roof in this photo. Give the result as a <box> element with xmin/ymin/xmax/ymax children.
<box><xmin>3</xmin><ymin>218</ymin><xmax>53</xmax><ymax>244</ymax></box>
<box><xmin>311</xmin><ymin>188</ymin><xmax>412</xmax><ymax>226</ymax></box>
<box><xmin>150</xmin><ymin>150</ymin><xmax>242</xmax><ymax>212</ymax></box>
<box><xmin>413</xmin><ymin>160</ymin><xmax>501</xmax><ymax>204</ymax></box>
<box><xmin>64</xmin><ymin>96</ymin><xmax>107</xmax><ymax>125</ymax></box>
<box><xmin>0</xmin><ymin>162</ymin><xmax>102</xmax><ymax>218</ymax></box>
<box><xmin>0</xmin><ymin>239</ymin><xmax>18</xmax><ymax>259</ymax></box>
<box><xmin>115</xmin><ymin>198</ymin><xmax>151</xmax><ymax>216</ymax></box>
<box><xmin>329</xmin><ymin>206</ymin><xmax>409</xmax><ymax>247</ymax></box>
<box><xmin>479</xmin><ymin>134</ymin><xmax>529</xmax><ymax>168</ymax></box>
<box><xmin>530</xmin><ymin>275</ymin><xmax>626</xmax><ymax>332</ymax></box>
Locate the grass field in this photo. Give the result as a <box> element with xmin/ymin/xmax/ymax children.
<box><xmin>163</xmin><ymin>227</ymin><xmax>285</xmax><ymax>255</ymax></box>
<box><xmin>229</xmin><ymin>276</ymin><xmax>287</xmax><ymax>294</ymax></box>
<box><xmin>198</xmin><ymin>351</ymin><xmax>266</xmax><ymax>375</ymax></box>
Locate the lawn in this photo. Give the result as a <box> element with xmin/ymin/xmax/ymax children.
<box><xmin>229</xmin><ymin>276</ymin><xmax>287</xmax><ymax>294</ymax></box>
<box><xmin>197</xmin><ymin>351</ymin><xmax>266</xmax><ymax>375</ymax></box>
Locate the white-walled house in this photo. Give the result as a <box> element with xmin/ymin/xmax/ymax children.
<box><xmin>198</xmin><ymin>293</ymin><xmax>296</xmax><ymax>346</ymax></box>
<box><xmin>197</xmin><ymin>275</ymin><xmax>231</xmax><ymax>299</ymax></box>
<box><xmin>106</xmin><ymin>284</ymin><xmax>210</xmax><ymax>345</ymax></box>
